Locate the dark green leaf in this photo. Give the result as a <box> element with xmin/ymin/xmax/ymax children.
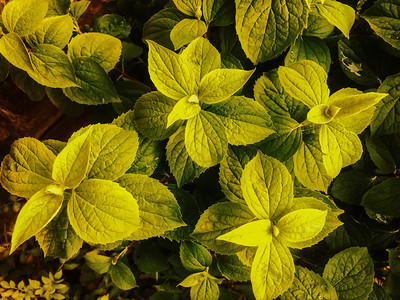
<box><xmin>362</xmin><ymin>178</ymin><xmax>400</xmax><ymax>216</ymax></box>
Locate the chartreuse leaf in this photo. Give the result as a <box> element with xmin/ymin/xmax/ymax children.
<box><xmin>216</xmin><ymin>254</ymin><xmax>251</xmax><ymax>281</ymax></box>
<box><xmin>10</xmin><ymin>187</ymin><xmax>64</xmax><ymax>254</ymax></box>
<box><xmin>2</xmin><ymin>0</ymin><xmax>49</xmax><ymax>36</ymax></box>
<box><xmin>235</xmin><ymin>0</ymin><xmax>309</xmax><ymax>63</ymax></box>
<box><xmin>147</xmin><ymin>40</ymin><xmax>195</xmax><ymax>100</ymax></box>
<box><xmin>362</xmin><ymin>0</ymin><xmax>400</xmax><ymax>51</ymax></box>
<box><xmin>339</xmin><ymin>106</ymin><xmax>375</xmax><ymax>134</ymax></box>
<box><xmin>63</xmin><ymin>57</ymin><xmax>120</xmax><ymax>105</ymax></box>
<box><xmin>185</xmin><ymin>110</ymin><xmax>227</xmax><ymax>167</ymax></box>
<box><xmin>116</xmin><ymin>174</ymin><xmax>185</xmax><ymax>240</ymax></box>
<box><xmin>241</xmin><ymin>152</ymin><xmax>293</xmax><ymax>220</ymax></box>
<box><xmin>198</xmin><ymin>69</ymin><xmax>254</xmax><ymax>104</ymax></box>
<box><xmin>109</xmin><ymin>260</ymin><xmax>137</xmax><ymax>290</ymax></box>
<box><xmin>52</xmin><ymin>128</ymin><xmax>91</xmax><ymax>189</ymax></box>
<box><xmin>68</xmin><ymin>179</ymin><xmax>140</xmax><ymax>244</ymax></box>
<box><xmin>167</xmin><ymin>95</ymin><xmax>201</xmax><ymax>127</ymax></box>
<box><xmin>323</xmin><ymin>247</ymin><xmax>374</xmax><ymax>300</ymax></box>
<box><xmin>166</xmin><ymin>127</ymin><xmax>206</xmax><ymax>187</ymax></box>
<box><xmin>276</xmin><ymin>209</ymin><xmax>327</xmax><ymax>243</ymax></box>
<box><xmin>190</xmin><ymin>273</ymin><xmax>221</xmax><ymax>300</ymax></box>
<box><xmin>47</xmin><ymin>0</ymin><xmax>71</xmax><ymax>16</ymax></box>
<box><xmin>170</xmin><ymin>19</ymin><xmax>207</xmax><ymax>50</ymax></box>
<box><xmin>252</xmin><ymin>237</ymin><xmax>295</xmax><ymax>300</ymax></box>
<box><xmin>26</xmin><ymin>15</ymin><xmax>74</xmax><ymax>49</ymax></box>
<box><xmin>281</xmin><ymin>266</ymin><xmax>338</xmax><ymax>300</ymax></box>
<box><xmin>191</xmin><ymin>202</ymin><xmax>255</xmax><ymax>254</ymax></box>
<box><xmin>29</xmin><ymin>44</ymin><xmax>77</xmax><ymax>88</ymax></box>
<box><xmin>209</xmin><ymin>96</ymin><xmax>274</xmax><ymax>145</ymax></box>
<box><xmin>69</xmin><ymin>1</ymin><xmax>90</xmax><ymax>20</ymax></box>
<box><xmin>180</xmin><ymin>241</ymin><xmax>212</xmax><ymax>272</ymax></box>
<box><xmin>68</xmin><ymin>33</ymin><xmax>122</xmax><ymax>73</ymax></box>
<box><xmin>278</xmin><ymin>60</ymin><xmax>330</xmax><ymax>108</ymax></box>
<box><xmin>84</xmin><ymin>250</ymin><xmax>112</xmax><ymax>274</ymax></box>
<box><xmin>173</xmin><ymin>0</ymin><xmax>202</xmax><ymax>17</ymax></box>
<box><xmin>307</xmin><ymin>104</ymin><xmax>339</xmax><ymax>124</ymax></box>
<box><xmin>0</xmin><ymin>33</ymin><xmax>33</xmax><ymax>73</ymax></box>
<box><xmin>314</xmin><ymin>0</ymin><xmax>355</xmax><ymax>38</ymax></box>
<box><xmin>0</xmin><ymin>138</ymin><xmax>56</xmax><ymax>198</ymax></box>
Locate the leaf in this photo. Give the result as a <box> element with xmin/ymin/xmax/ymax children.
<box><xmin>128</xmin><ymin>136</ymin><xmax>164</xmax><ymax>176</ymax></box>
<box><xmin>251</xmin><ymin>237</ymin><xmax>295</xmax><ymax>300</ymax></box>
<box><xmin>46</xmin><ymin>87</ymin><xmax>85</xmax><ymax>117</ymax></box>
<box><xmin>361</xmin><ymin>178</ymin><xmax>400</xmax><ymax>216</ymax></box>
<box><xmin>84</xmin><ymin>250</ymin><xmax>112</xmax><ymax>274</ymax></box>
<box><xmin>10</xmin><ymin>187</ymin><xmax>64</xmax><ymax>254</ymax></box>
<box><xmin>52</xmin><ymin>129</ymin><xmax>91</xmax><ymax>188</ymax></box>
<box><xmin>219</xmin><ymin>145</ymin><xmax>257</xmax><ymax>204</ymax></box>
<box><xmin>276</xmin><ymin>209</ymin><xmax>327</xmax><ymax>243</ymax></box>
<box><xmin>365</xmin><ymin>135</ymin><xmax>398</xmax><ymax>173</ymax></box>
<box><xmin>10</xmin><ymin>67</ymin><xmax>45</xmax><ymax>101</ymax></box>
<box><xmin>217</xmin><ymin>219</ymin><xmax>272</xmax><ymax>247</ymax></box>
<box><xmin>185</xmin><ymin>110</ymin><xmax>228</xmax><ymax>168</ymax></box>
<box><xmin>307</xmin><ymin>104</ymin><xmax>338</xmax><ymax>124</ymax></box>
<box><xmin>68</xmin><ymin>179</ymin><xmax>140</xmax><ymax>244</ymax></box>
<box><xmin>116</xmin><ymin>174</ymin><xmax>185</xmax><ymax>240</ymax></box>
<box><xmin>235</xmin><ymin>0</ymin><xmax>309</xmax><ymax>63</ymax></box>
<box><xmin>315</xmin><ymin>0</ymin><xmax>355</xmax><ymax>38</ymax></box>
<box><xmin>0</xmin><ymin>54</ymin><xmax>10</xmax><ymax>82</ymax></box>
<box><xmin>113</xmin><ymin>80</ymin><xmax>150</xmax><ymax>115</ymax></box>
<box><xmin>26</xmin><ymin>15</ymin><xmax>74</xmax><ymax>49</ymax></box>
<box><xmin>166</xmin><ymin>127</ymin><xmax>206</xmax><ymax>187</ymax></box>
<box><xmin>134</xmin><ymin>240</ymin><xmax>170</xmax><ymax>273</ymax></box>
<box><xmin>278</xmin><ymin>60</ymin><xmax>330</xmax><ymax>108</ymax></box>
<box><xmin>94</xmin><ymin>14</ymin><xmax>132</xmax><ymax>39</ymax></box>
<box><xmin>190</xmin><ymin>274</ymin><xmax>221</xmax><ymax>300</ymax></box>
<box><xmin>0</xmin><ymin>33</ymin><xmax>33</xmax><ymax>73</ymax></box>
<box><xmin>69</xmin><ymin>1</ymin><xmax>90</xmax><ymax>20</ymax></box>
<box><xmin>304</xmin><ymin>11</ymin><xmax>334</xmax><ymax>38</ymax></box>
<box><xmin>209</xmin><ymin>96</ymin><xmax>274</xmax><ymax>145</ymax></box>
<box><xmin>68</xmin><ymin>33</ymin><xmax>122</xmax><ymax>73</ymax></box>
<box><xmin>388</xmin><ymin>247</ymin><xmax>400</xmax><ymax>275</ymax></box>
<box><xmin>241</xmin><ymin>152</ymin><xmax>293</xmax><ymax>220</ymax></box>
<box><xmin>203</xmin><ymin>0</ymin><xmax>234</xmax><ymax>26</ymax></box>
<box><xmin>285</xmin><ymin>36</ymin><xmax>331</xmax><ymax>72</ymax></box>
<box><xmin>191</xmin><ymin>202</ymin><xmax>254</xmax><ymax>254</ymax></box>
<box><xmin>180</xmin><ymin>241</ymin><xmax>212</xmax><ymax>272</ymax></box>
<box><xmin>2</xmin><ymin>0</ymin><xmax>49</xmax><ymax>36</ymax></box>
<box><xmin>362</xmin><ymin>0</ymin><xmax>400</xmax><ymax>51</ymax></box>
<box><xmin>198</xmin><ymin>69</ymin><xmax>254</xmax><ymax>104</ymax></box>
<box><xmin>167</xmin><ymin>95</ymin><xmax>201</xmax><ymax>127</ymax></box>
<box><xmin>319</xmin><ymin>122</ymin><xmax>363</xmax><ymax>178</ymax></box>
<box><xmin>368</xmin><ymin>283</ymin><xmax>391</xmax><ymax>300</ymax></box>
<box><xmin>147</xmin><ymin>39</ymin><xmax>195</xmax><ymax>100</ymax></box>
<box><xmin>0</xmin><ymin>137</ymin><xmax>56</xmax><ymax>198</ymax></box>
<box><xmin>339</xmin><ymin>106</ymin><xmax>375</xmax><ymax>134</ymax></box>
<box><xmin>134</xmin><ymin>91</ymin><xmax>182</xmax><ymax>140</ymax></box>
<box><xmin>29</xmin><ymin>44</ymin><xmax>77</xmax><ymax>88</ymax></box>
<box><xmin>170</xmin><ymin>19</ymin><xmax>207</xmax><ymax>50</ymax></box>
<box><xmin>179</xmin><ymin>272</ymin><xmax>206</xmax><ymax>287</ymax></box>
<box><xmin>216</xmin><ymin>254</ymin><xmax>251</xmax><ymax>282</ymax></box>
<box><xmin>281</xmin><ymin>266</ymin><xmax>338</xmax><ymax>300</ymax></box>
<box><xmin>323</xmin><ymin>247</ymin><xmax>374</xmax><ymax>300</ymax></box>
<box><xmin>63</xmin><ymin>57</ymin><xmax>120</xmax><ymax>105</ymax></box>
<box><xmin>109</xmin><ymin>261</ymin><xmax>137</xmax><ymax>290</ymax></box>
<box><xmin>173</xmin><ymin>0</ymin><xmax>202</xmax><ymax>17</ymax></box>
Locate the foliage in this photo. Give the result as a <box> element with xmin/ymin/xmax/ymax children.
<box><xmin>0</xmin><ymin>0</ymin><xmax>400</xmax><ymax>299</ymax></box>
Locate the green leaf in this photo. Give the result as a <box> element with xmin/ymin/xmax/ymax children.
<box><xmin>170</xmin><ymin>19</ymin><xmax>207</xmax><ymax>50</ymax></box>
<box><xmin>191</xmin><ymin>202</ymin><xmax>254</xmax><ymax>254</ymax></box>
<box><xmin>203</xmin><ymin>0</ymin><xmax>234</xmax><ymax>26</ymax></box>
<box><xmin>173</xmin><ymin>0</ymin><xmax>202</xmax><ymax>17</ymax></box>
<box><xmin>68</xmin><ymin>179</ymin><xmax>140</xmax><ymax>244</ymax></box>
<box><xmin>241</xmin><ymin>152</ymin><xmax>293</xmax><ymax>220</ymax></box>
<box><xmin>2</xmin><ymin>0</ymin><xmax>49</xmax><ymax>36</ymax></box>
<box><xmin>113</xmin><ymin>80</ymin><xmax>150</xmax><ymax>115</ymax></box>
<box><xmin>116</xmin><ymin>174</ymin><xmax>185</xmax><ymax>240</ymax></box>
<box><xmin>128</xmin><ymin>137</ymin><xmax>164</xmax><ymax>176</ymax></box>
<box><xmin>0</xmin><ymin>33</ymin><xmax>33</xmax><ymax>73</ymax></box>
<box><xmin>190</xmin><ymin>274</ymin><xmax>221</xmax><ymax>300</ymax></box>
<box><xmin>167</xmin><ymin>95</ymin><xmax>201</xmax><ymax>127</ymax></box>
<box><xmin>217</xmin><ymin>219</ymin><xmax>272</xmax><ymax>247</ymax></box>
<box><xmin>323</xmin><ymin>247</ymin><xmax>374</xmax><ymax>300</ymax></box>
<box><xmin>29</xmin><ymin>44</ymin><xmax>77</xmax><ymax>88</ymax></box>
<box><xmin>185</xmin><ymin>110</ymin><xmax>227</xmax><ymax>167</ymax></box>
<box><xmin>278</xmin><ymin>60</ymin><xmax>329</xmax><ymax>108</ymax></box>
<box><xmin>109</xmin><ymin>261</ymin><xmax>137</xmax><ymax>290</ymax></box>
<box><xmin>209</xmin><ymin>96</ymin><xmax>274</xmax><ymax>145</ymax></box>
<box><xmin>179</xmin><ymin>272</ymin><xmax>205</xmax><ymax>287</ymax></box>
<box><xmin>10</xmin><ymin>67</ymin><xmax>45</xmax><ymax>101</ymax></box>
<box><xmin>0</xmin><ymin>137</ymin><xmax>56</xmax><ymax>198</ymax></box>
<box><xmin>361</xmin><ymin>178</ymin><xmax>400</xmax><ymax>216</ymax></box>
<box><xmin>315</xmin><ymin>0</ymin><xmax>355</xmax><ymax>38</ymax></box>
<box><xmin>276</xmin><ymin>209</ymin><xmax>327</xmax><ymax>243</ymax></box>
<box><xmin>285</xmin><ymin>36</ymin><xmax>331</xmax><ymax>72</ymax></box>
<box><xmin>304</xmin><ymin>11</ymin><xmax>334</xmax><ymax>38</ymax></box>
<box><xmin>36</xmin><ymin>196</ymin><xmax>82</xmax><ymax>260</ymax></box>
<box><xmin>281</xmin><ymin>266</ymin><xmax>338</xmax><ymax>300</ymax></box>
<box><xmin>307</xmin><ymin>104</ymin><xmax>338</xmax><ymax>124</ymax></box>
<box><xmin>166</xmin><ymin>127</ymin><xmax>206</xmax><ymax>187</ymax></box>
<box><xmin>365</xmin><ymin>135</ymin><xmax>398</xmax><ymax>173</ymax></box>
<box><xmin>63</xmin><ymin>57</ymin><xmax>120</xmax><ymax>105</ymax></box>
<box><xmin>368</xmin><ymin>283</ymin><xmax>391</xmax><ymax>300</ymax></box>
<box><xmin>69</xmin><ymin>0</ymin><xmax>90</xmax><ymax>20</ymax></box>
<box><xmin>339</xmin><ymin>106</ymin><xmax>375</xmax><ymax>134</ymax></box>
<box><xmin>143</xmin><ymin>8</ymin><xmax>186</xmax><ymax>49</ymax></box>
<box><xmin>251</xmin><ymin>237</ymin><xmax>295</xmax><ymax>300</ymax></box>
<box><xmin>219</xmin><ymin>145</ymin><xmax>257</xmax><ymax>204</ymax></box>
<box><xmin>68</xmin><ymin>33</ymin><xmax>122</xmax><ymax>73</ymax></box>
<box><xmin>134</xmin><ymin>240</ymin><xmax>170</xmax><ymax>274</ymax></box>
<box><xmin>46</xmin><ymin>87</ymin><xmax>85</xmax><ymax>117</ymax></box>
<box><xmin>52</xmin><ymin>128</ymin><xmax>91</xmax><ymax>188</ymax></box>
<box><xmin>26</xmin><ymin>15</ymin><xmax>74</xmax><ymax>49</ymax></box>
<box><xmin>362</xmin><ymin>0</ymin><xmax>400</xmax><ymax>51</ymax></box>
<box><xmin>235</xmin><ymin>0</ymin><xmax>309</xmax><ymax>63</ymax></box>
<box><xmin>147</xmin><ymin>39</ymin><xmax>195</xmax><ymax>100</ymax></box>
<box><xmin>180</xmin><ymin>241</ymin><xmax>212</xmax><ymax>272</ymax></box>
<box><xmin>47</xmin><ymin>0</ymin><xmax>71</xmax><ymax>16</ymax></box>
<box><xmin>198</xmin><ymin>69</ymin><xmax>254</xmax><ymax>104</ymax></box>
<box><xmin>84</xmin><ymin>250</ymin><xmax>112</xmax><ymax>274</ymax></box>
<box><xmin>0</xmin><ymin>54</ymin><xmax>10</xmax><ymax>82</ymax></box>
<box><xmin>388</xmin><ymin>247</ymin><xmax>400</xmax><ymax>275</ymax></box>
<box><xmin>216</xmin><ymin>254</ymin><xmax>251</xmax><ymax>282</ymax></box>
<box><xmin>319</xmin><ymin>122</ymin><xmax>363</xmax><ymax>178</ymax></box>
<box><xmin>10</xmin><ymin>187</ymin><xmax>64</xmax><ymax>254</ymax></box>
<box><xmin>93</xmin><ymin>14</ymin><xmax>132</xmax><ymax>39</ymax></box>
